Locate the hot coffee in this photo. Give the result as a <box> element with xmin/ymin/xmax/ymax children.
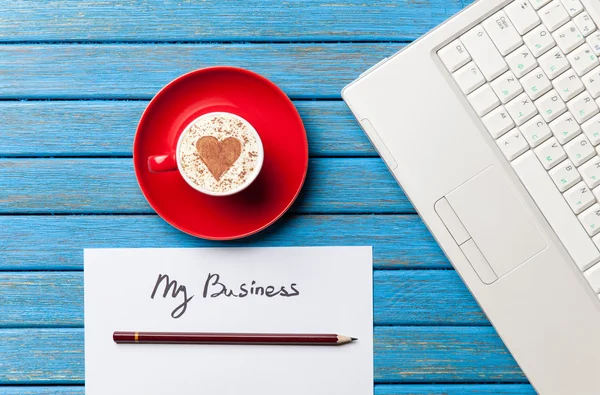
<box><xmin>177</xmin><ymin>112</ymin><xmax>263</xmax><ymax>196</ymax></box>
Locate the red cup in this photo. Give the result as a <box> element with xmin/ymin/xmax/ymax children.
<box><xmin>148</xmin><ymin>112</ymin><xmax>264</xmax><ymax>197</ymax></box>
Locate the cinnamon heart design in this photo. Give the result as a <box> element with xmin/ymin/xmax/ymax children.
<box><xmin>196</xmin><ymin>136</ymin><xmax>242</xmax><ymax>181</ymax></box>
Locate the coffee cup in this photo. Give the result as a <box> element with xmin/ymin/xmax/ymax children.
<box><xmin>148</xmin><ymin>112</ymin><xmax>264</xmax><ymax>196</ymax></box>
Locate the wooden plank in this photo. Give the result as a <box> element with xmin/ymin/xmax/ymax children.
<box><xmin>0</xmin><ymin>101</ymin><xmax>375</xmax><ymax>157</ymax></box>
<box><xmin>375</xmin><ymin>271</ymin><xmax>486</xmax><ymax>325</ymax></box>
<box><xmin>0</xmin><ymin>215</ymin><xmax>446</xmax><ymax>271</ymax></box>
<box><xmin>375</xmin><ymin>326</ymin><xmax>524</xmax><ymax>382</ymax></box>
<box><xmin>0</xmin><ymin>389</ymin><xmax>84</xmax><ymax>395</ymax></box>
<box><xmin>0</xmin><ymin>0</ymin><xmax>471</xmax><ymax>42</ymax></box>
<box><xmin>0</xmin><ymin>273</ymin><xmax>83</xmax><ymax>328</ymax></box>
<box><xmin>0</xmin><ymin>384</ymin><xmax>537</xmax><ymax>394</ymax></box>
<box><xmin>0</xmin><ymin>327</ymin><xmax>524</xmax><ymax>384</ymax></box>
<box><xmin>0</xmin><ymin>271</ymin><xmax>486</xmax><ymax>328</ymax></box>
<box><xmin>0</xmin><ymin>329</ymin><xmax>83</xmax><ymax>384</ymax></box>
<box><xmin>0</xmin><ymin>158</ymin><xmax>411</xmax><ymax>214</ymax></box>
<box><xmin>0</xmin><ymin>44</ymin><xmax>400</xmax><ymax>99</ymax></box>
<box><xmin>375</xmin><ymin>384</ymin><xmax>535</xmax><ymax>394</ymax></box>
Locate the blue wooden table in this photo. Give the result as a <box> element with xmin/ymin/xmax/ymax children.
<box><xmin>0</xmin><ymin>1</ymin><xmax>537</xmax><ymax>393</ymax></box>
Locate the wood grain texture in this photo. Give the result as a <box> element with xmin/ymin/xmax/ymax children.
<box><xmin>375</xmin><ymin>384</ymin><xmax>535</xmax><ymax>394</ymax></box>
<box><xmin>0</xmin><ymin>101</ymin><xmax>375</xmax><ymax>157</ymax></box>
<box><xmin>0</xmin><ymin>389</ymin><xmax>85</xmax><ymax>395</ymax></box>
<box><xmin>0</xmin><ymin>327</ymin><xmax>524</xmax><ymax>384</ymax></box>
<box><xmin>0</xmin><ymin>329</ymin><xmax>83</xmax><ymax>384</ymax></box>
<box><xmin>0</xmin><ymin>215</ymin><xmax>446</xmax><ymax>271</ymax></box>
<box><xmin>0</xmin><ymin>271</ymin><xmax>486</xmax><ymax>328</ymax></box>
<box><xmin>0</xmin><ymin>384</ymin><xmax>536</xmax><ymax>394</ymax></box>
<box><xmin>375</xmin><ymin>326</ymin><xmax>524</xmax><ymax>382</ymax></box>
<box><xmin>375</xmin><ymin>270</ymin><xmax>486</xmax><ymax>325</ymax></box>
<box><xmin>0</xmin><ymin>158</ymin><xmax>413</xmax><ymax>213</ymax></box>
<box><xmin>0</xmin><ymin>44</ymin><xmax>401</xmax><ymax>99</ymax></box>
<box><xmin>0</xmin><ymin>0</ymin><xmax>470</xmax><ymax>42</ymax></box>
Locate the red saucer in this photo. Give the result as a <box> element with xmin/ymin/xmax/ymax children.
<box><xmin>133</xmin><ymin>67</ymin><xmax>308</xmax><ymax>240</ymax></box>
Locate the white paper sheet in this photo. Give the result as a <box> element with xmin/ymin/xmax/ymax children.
<box><xmin>84</xmin><ymin>247</ymin><xmax>373</xmax><ymax>395</ymax></box>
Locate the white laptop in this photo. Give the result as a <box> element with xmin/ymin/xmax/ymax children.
<box><xmin>343</xmin><ymin>1</ymin><xmax>600</xmax><ymax>393</ymax></box>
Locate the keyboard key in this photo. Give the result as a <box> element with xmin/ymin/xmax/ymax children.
<box><xmin>491</xmin><ymin>71</ymin><xmax>524</xmax><ymax>103</ymax></box>
<box><xmin>582</xmin><ymin>113</ymin><xmax>600</xmax><ymax>144</ymax></box>
<box><xmin>574</xmin><ymin>12</ymin><xmax>597</xmax><ymax>36</ymax></box>
<box><xmin>521</xmin><ymin>114</ymin><xmax>554</xmax><ymax>146</ymax></box>
<box><xmin>538</xmin><ymin>47</ymin><xmax>571</xmax><ymax>78</ymax></box>
<box><xmin>497</xmin><ymin>128</ymin><xmax>530</xmax><ymax>160</ymax></box>
<box><xmin>453</xmin><ymin>62</ymin><xmax>485</xmax><ymax>94</ymax></box>
<box><xmin>553</xmin><ymin>22</ymin><xmax>585</xmax><ymax>53</ymax></box>
<box><xmin>581</xmin><ymin>0</ymin><xmax>600</xmax><ymax>29</ymax></box>
<box><xmin>593</xmin><ymin>184</ymin><xmax>600</xmax><ymax>200</ymax></box>
<box><xmin>482</xmin><ymin>106</ymin><xmax>515</xmax><ymax>138</ymax></box>
<box><xmin>524</xmin><ymin>24</ymin><xmax>557</xmax><ymax>56</ymax></box>
<box><xmin>507</xmin><ymin>92</ymin><xmax>539</xmax><ymax>124</ymax></box>
<box><xmin>535</xmin><ymin>136</ymin><xmax>567</xmax><ymax>167</ymax></box>
<box><xmin>529</xmin><ymin>0</ymin><xmax>553</xmax><ymax>11</ymax></box>
<box><xmin>579</xmin><ymin>156</ymin><xmax>600</xmax><ymax>187</ymax></box>
<box><xmin>461</xmin><ymin>25</ymin><xmax>509</xmax><ymax>80</ymax></box>
<box><xmin>536</xmin><ymin>89</ymin><xmax>567</xmax><ymax>121</ymax></box>
<box><xmin>565</xmin><ymin>181</ymin><xmax>596</xmax><ymax>213</ymax></box>
<box><xmin>539</xmin><ymin>1</ymin><xmax>571</xmax><ymax>31</ymax></box>
<box><xmin>511</xmin><ymin>151</ymin><xmax>600</xmax><ymax>270</ymax></box>
<box><xmin>587</xmin><ymin>31</ymin><xmax>600</xmax><ymax>55</ymax></box>
<box><xmin>567</xmin><ymin>91</ymin><xmax>599</xmax><ymax>122</ymax></box>
<box><xmin>505</xmin><ymin>0</ymin><xmax>541</xmax><ymax>34</ymax></box>
<box><xmin>584</xmin><ymin>261</ymin><xmax>600</xmax><ymax>291</ymax></box>
<box><xmin>483</xmin><ymin>11</ymin><xmax>524</xmax><ymax>55</ymax></box>
<box><xmin>568</xmin><ymin>43</ymin><xmax>600</xmax><ymax>75</ymax></box>
<box><xmin>521</xmin><ymin>67</ymin><xmax>553</xmax><ymax>99</ymax></box>
<box><xmin>468</xmin><ymin>84</ymin><xmax>500</xmax><ymax>116</ymax></box>
<box><xmin>565</xmin><ymin>134</ymin><xmax>596</xmax><ymax>165</ymax></box>
<box><xmin>582</xmin><ymin>66</ymin><xmax>600</xmax><ymax>97</ymax></box>
<box><xmin>560</xmin><ymin>0</ymin><xmax>584</xmax><ymax>16</ymax></box>
<box><xmin>594</xmin><ymin>233</ymin><xmax>600</xmax><ymax>250</ymax></box>
<box><xmin>507</xmin><ymin>45</ymin><xmax>539</xmax><ymax>77</ymax></box>
<box><xmin>579</xmin><ymin>203</ymin><xmax>600</xmax><ymax>235</ymax></box>
<box><xmin>550</xmin><ymin>158</ymin><xmax>582</xmax><ymax>190</ymax></box>
<box><xmin>550</xmin><ymin>111</ymin><xmax>582</xmax><ymax>142</ymax></box>
<box><xmin>438</xmin><ymin>39</ymin><xmax>471</xmax><ymax>72</ymax></box>
<box><xmin>553</xmin><ymin>68</ymin><xmax>585</xmax><ymax>100</ymax></box>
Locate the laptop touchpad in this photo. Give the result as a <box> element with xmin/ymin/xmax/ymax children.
<box><xmin>446</xmin><ymin>166</ymin><xmax>547</xmax><ymax>279</ymax></box>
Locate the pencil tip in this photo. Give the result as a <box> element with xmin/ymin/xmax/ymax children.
<box><xmin>351</xmin><ymin>337</ymin><xmax>358</xmax><ymax>341</ymax></box>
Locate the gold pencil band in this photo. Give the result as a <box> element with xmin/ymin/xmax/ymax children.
<box><xmin>134</xmin><ymin>332</ymin><xmax>139</xmax><ymax>343</ymax></box>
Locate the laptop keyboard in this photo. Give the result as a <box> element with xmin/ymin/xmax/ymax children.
<box><xmin>437</xmin><ymin>0</ymin><xmax>600</xmax><ymax>294</ymax></box>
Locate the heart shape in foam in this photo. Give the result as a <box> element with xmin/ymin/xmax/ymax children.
<box><xmin>196</xmin><ymin>136</ymin><xmax>242</xmax><ymax>181</ymax></box>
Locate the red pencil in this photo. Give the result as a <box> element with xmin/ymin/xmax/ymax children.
<box><xmin>113</xmin><ymin>331</ymin><xmax>357</xmax><ymax>346</ymax></box>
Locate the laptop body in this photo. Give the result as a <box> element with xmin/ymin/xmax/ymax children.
<box><xmin>343</xmin><ymin>0</ymin><xmax>600</xmax><ymax>393</ymax></box>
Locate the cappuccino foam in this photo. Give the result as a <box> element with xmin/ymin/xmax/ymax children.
<box><xmin>179</xmin><ymin>113</ymin><xmax>260</xmax><ymax>194</ymax></box>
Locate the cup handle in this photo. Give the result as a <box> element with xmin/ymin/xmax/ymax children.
<box><xmin>148</xmin><ymin>153</ymin><xmax>177</xmax><ymax>173</ymax></box>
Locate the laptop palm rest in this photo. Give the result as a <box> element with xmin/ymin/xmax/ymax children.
<box><xmin>438</xmin><ymin>166</ymin><xmax>547</xmax><ymax>283</ymax></box>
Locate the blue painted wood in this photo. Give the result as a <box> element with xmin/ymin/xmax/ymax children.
<box><xmin>375</xmin><ymin>384</ymin><xmax>536</xmax><ymax>394</ymax></box>
<box><xmin>374</xmin><ymin>326</ymin><xmax>524</xmax><ymax>382</ymax></box>
<box><xmin>0</xmin><ymin>215</ymin><xmax>446</xmax><ymax>270</ymax></box>
<box><xmin>0</xmin><ymin>158</ymin><xmax>413</xmax><ymax>214</ymax></box>
<box><xmin>0</xmin><ymin>384</ymin><xmax>537</xmax><ymax>394</ymax></box>
<box><xmin>375</xmin><ymin>270</ymin><xmax>486</xmax><ymax>325</ymax></box>
<box><xmin>0</xmin><ymin>44</ymin><xmax>401</xmax><ymax>99</ymax></box>
<box><xmin>0</xmin><ymin>327</ymin><xmax>524</xmax><ymax>384</ymax></box>
<box><xmin>0</xmin><ymin>0</ymin><xmax>522</xmax><ymax>389</ymax></box>
<box><xmin>0</xmin><ymin>0</ymin><xmax>471</xmax><ymax>42</ymax></box>
<box><xmin>0</xmin><ymin>329</ymin><xmax>84</xmax><ymax>384</ymax></box>
<box><xmin>0</xmin><ymin>101</ymin><xmax>375</xmax><ymax>157</ymax></box>
<box><xmin>0</xmin><ymin>271</ymin><xmax>486</xmax><ymax>328</ymax></box>
<box><xmin>0</xmin><ymin>389</ymin><xmax>83</xmax><ymax>395</ymax></box>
